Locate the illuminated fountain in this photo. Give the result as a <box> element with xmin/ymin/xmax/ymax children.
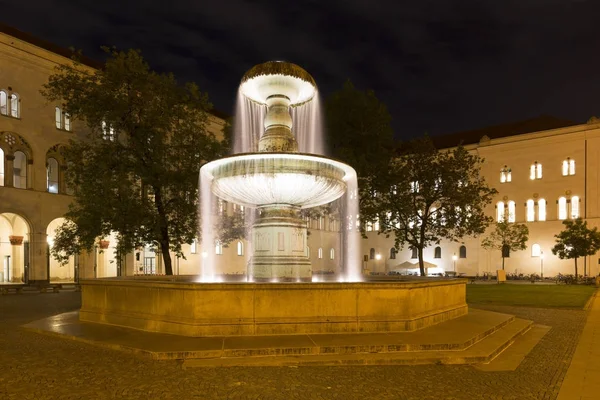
<box><xmin>78</xmin><ymin>62</ymin><xmax>468</xmax><ymax>338</ymax></box>
<box><xmin>201</xmin><ymin>61</ymin><xmax>358</xmax><ymax>281</ymax></box>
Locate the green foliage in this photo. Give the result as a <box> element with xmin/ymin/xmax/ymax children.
<box><xmin>552</xmin><ymin>218</ymin><xmax>600</xmax><ymax>278</ymax></box>
<box><xmin>482</xmin><ymin>220</ymin><xmax>529</xmax><ymax>270</ymax></box>
<box><xmin>41</xmin><ymin>48</ymin><xmax>227</xmax><ymax>274</ymax></box>
<box><xmin>363</xmin><ymin>136</ymin><xmax>498</xmax><ymax>276</ymax></box>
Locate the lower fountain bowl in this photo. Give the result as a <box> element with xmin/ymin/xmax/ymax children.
<box><xmin>79</xmin><ymin>276</ymin><xmax>468</xmax><ymax>337</ymax></box>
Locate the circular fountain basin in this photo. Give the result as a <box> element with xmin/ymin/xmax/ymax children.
<box><xmin>201</xmin><ymin>153</ymin><xmax>355</xmax><ymax>209</ymax></box>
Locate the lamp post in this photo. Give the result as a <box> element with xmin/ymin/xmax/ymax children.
<box><xmin>452</xmin><ymin>254</ymin><xmax>457</xmax><ymax>273</ymax></box>
<box><xmin>540</xmin><ymin>251</ymin><xmax>544</xmax><ymax>279</ymax></box>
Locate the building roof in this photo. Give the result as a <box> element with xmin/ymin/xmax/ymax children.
<box><xmin>0</xmin><ymin>22</ymin><xmax>103</xmax><ymax>69</ymax></box>
<box><xmin>431</xmin><ymin>115</ymin><xmax>578</xmax><ymax>149</ymax></box>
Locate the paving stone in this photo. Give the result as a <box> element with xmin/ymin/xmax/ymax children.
<box><xmin>0</xmin><ymin>293</ymin><xmax>587</xmax><ymax>399</ymax></box>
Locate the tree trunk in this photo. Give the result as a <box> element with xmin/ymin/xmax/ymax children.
<box><xmin>418</xmin><ymin>246</ymin><xmax>425</xmax><ymax>277</ymax></box>
<box><xmin>154</xmin><ymin>187</ymin><xmax>173</xmax><ymax>275</ymax></box>
<box><xmin>502</xmin><ymin>256</ymin><xmax>505</xmax><ymax>270</ymax></box>
<box><xmin>574</xmin><ymin>257</ymin><xmax>578</xmax><ymax>281</ymax></box>
<box><xmin>160</xmin><ymin>239</ymin><xmax>173</xmax><ymax>276</ymax></box>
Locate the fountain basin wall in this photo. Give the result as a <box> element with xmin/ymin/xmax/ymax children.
<box><xmin>79</xmin><ymin>277</ymin><xmax>468</xmax><ymax>337</ymax></box>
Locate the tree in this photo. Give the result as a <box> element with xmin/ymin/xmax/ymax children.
<box><xmin>552</xmin><ymin>218</ymin><xmax>600</xmax><ymax>279</ymax></box>
<box><xmin>363</xmin><ymin>137</ymin><xmax>498</xmax><ymax>276</ymax></box>
<box><xmin>41</xmin><ymin>48</ymin><xmax>227</xmax><ymax>275</ymax></box>
<box><xmin>325</xmin><ymin>80</ymin><xmax>395</xmax><ymax>207</ymax></box>
<box><xmin>481</xmin><ymin>220</ymin><xmax>529</xmax><ymax>270</ymax></box>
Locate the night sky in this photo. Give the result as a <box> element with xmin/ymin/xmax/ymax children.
<box><xmin>4</xmin><ymin>0</ymin><xmax>600</xmax><ymax>139</ymax></box>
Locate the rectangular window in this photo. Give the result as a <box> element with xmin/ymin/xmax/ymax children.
<box><xmin>191</xmin><ymin>239</ymin><xmax>197</xmax><ymax>254</ymax></box>
<box><xmin>571</xmin><ymin>196</ymin><xmax>580</xmax><ymax>219</ymax></box>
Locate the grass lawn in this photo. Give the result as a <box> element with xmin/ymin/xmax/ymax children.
<box><xmin>466</xmin><ymin>284</ymin><xmax>597</xmax><ymax>308</ymax></box>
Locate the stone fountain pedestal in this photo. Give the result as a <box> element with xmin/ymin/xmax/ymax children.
<box><xmin>250</xmin><ymin>206</ymin><xmax>311</xmax><ymax>281</ymax></box>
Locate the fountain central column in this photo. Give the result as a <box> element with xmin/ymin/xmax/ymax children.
<box><xmin>250</xmin><ymin>95</ymin><xmax>311</xmax><ymax>281</ymax></box>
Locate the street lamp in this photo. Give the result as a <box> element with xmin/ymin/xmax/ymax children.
<box><xmin>540</xmin><ymin>251</ymin><xmax>544</xmax><ymax>279</ymax></box>
<box><xmin>452</xmin><ymin>253</ymin><xmax>457</xmax><ymax>273</ymax></box>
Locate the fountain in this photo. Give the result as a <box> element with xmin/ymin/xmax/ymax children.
<box><xmin>200</xmin><ymin>61</ymin><xmax>356</xmax><ymax>282</ymax></box>
<box><xmin>78</xmin><ymin>62</ymin><xmax>468</xmax><ymax>337</ymax></box>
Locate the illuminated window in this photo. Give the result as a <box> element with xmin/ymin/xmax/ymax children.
<box><xmin>330</xmin><ymin>248</ymin><xmax>334</xmax><ymax>260</ymax></box>
<box><xmin>558</xmin><ymin>197</ymin><xmax>567</xmax><ymax>220</ymax></box>
<box><xmin>410</xmin><ymin>181</ymin><xmax>419</xmax><ymax>193</ymax></box>
<box><xmin>390</xmin><ymin>248</ymin><xmax>396</xmax><ymax>259</ymax></box>
<box><xmin>531</xmin><ymin>244</ymin><xmax>541</xmax><ymax>257</ymax></box>
<box><xmin>55</xmin><ymin>107</ymin><xmax>62</xmax><ymax>129</ymax></box>
<box><xmin>215</xmin><ymin>241</ymin><xmax>223</xmax><ymax>255</ymax></box>
<box><xmin>191</xmin><ymin>239</ymin><xmax>197</xmax><ymax>254</ymax></box>
<box><xmin>538</xmin><ymin>199</ymin><xmax>546</xmax><ymax>221</ymax></box>
<box><xmin>500</xmin><ymin>166</ymin><xmax>511</xmax><ymax>183</ymax></box>
<box><xmin>47</xmin><ymin>158</ymin><xmax>59</xmax><ymax>193</ymax></box>
<box><xmin>526</xmin><ymin>199</ymin><xmax>535</xmax><ymax>222</ymax></box>
<box><xmin>9</xmin><ymin>93</ymin><xmax>18</xmax><ymax>117</ymax></box>
<box><xmin>237</xmin><ymin>241</ymin><xmax>244</xmax><ymax>256</ymax></box>
<box><xmin>434</xmin><ymin>246</ymin><xmax>441</xmax><ymax>259</ymax></box>
<box><xmin>318</xmin><ymin>248</ymin><xmax>323</xmax><ymax>259</ymax></box>
<box><xmin>13</xmin><ymin>151</ymin><xmax>27</xmax><ymax>189</ymax></box>
<box><xmin>563</xmin><ymin>158</ymin><xmax>575</xmax><ymax>176</ymax></box>
<box><xmin>64</xmin><ymin>113</ymin><xmax>71</xmax><ymax>131</ymax></box>
<box><xmin>374</xmin><ymin>217</ymin><xmax>380</xmax><ymax>231</ymax></box>
<box><xmin>497</xmin><ymin>201</ymin><xmax>505</xmax><ymax>222</ymax></box>
<box><xmin>508</xmin><ymin>201</ymin><xmax>516</xmax><ymax>222</ymax></box>
<box><xmin>366</xmin><ymin>221</ymin><xmax>373</xmax><ymax>232</ymax></box>
<box><xmin>102</xmin><ymin>120</ymin><xmax>116</xmax><ymax>141</ymax></box>
<box><xmin>530</xmin><ymin>162</ymin><xmax>542</xmax><ymax>180</ymax></box>
<box><xmin>0</xmin><ymin>90</ymin><xmax>6</xmax><ymax>115</ymax></box>
<box><xmin>571</xmin><ymin>196</ymin><xmax>580</xmax><ymax>219</ymax></box>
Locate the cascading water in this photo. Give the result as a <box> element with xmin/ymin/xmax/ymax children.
<box><xmin>199</xmin><ymin>61</ymin><xmax>361</xmax><ymax>282</ymax></box>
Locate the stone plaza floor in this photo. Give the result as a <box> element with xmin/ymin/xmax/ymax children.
<box><xmin>0</xmin><ymin>291</ymin><xmax>589</xmax><ymax>400</ymax></box>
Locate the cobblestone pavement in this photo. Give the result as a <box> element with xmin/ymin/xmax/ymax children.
<box><xmin>0</xmin><ymin>293</ymin><xmax>587</xmax><ymax>400</ymax></box>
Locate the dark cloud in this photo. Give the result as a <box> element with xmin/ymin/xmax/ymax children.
<box><xmin>3</xmin><ymin>0</ymin><xmax>600</xmax><ymax>139</ymax></box>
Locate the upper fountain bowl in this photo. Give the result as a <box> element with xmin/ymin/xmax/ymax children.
<box><xmin>240</xmin><ymin>61</ymin><xmax>317</xmax><ymax>106</ymax></box>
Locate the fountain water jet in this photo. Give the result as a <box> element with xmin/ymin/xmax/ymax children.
<box><xmin>201</xmin><ymin>61</ymin><xmax>358</xmax><ymax>281</ymax></box>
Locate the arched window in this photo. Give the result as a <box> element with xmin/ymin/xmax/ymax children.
<box><xmin>526</xmin><ymin>199</ymin><xmax>535</xmax><ymax>222</ymax></box>
<box><xmin>497</xmin><ymin>201</ymin><xmax>505</xmax><ymax>222</ymax></box>
<box><xmin>571</xmin><ymin>196</ymin><xmax>580</xmax><ymax>219</ymax></box>
<box><xmin>55</xmin><ymin>107</ymin><xmax>62</xmax><ymax>129</ymax></box>
<box><xmin>9</xmin><ymin>93</ymin><xmax>19</xmax><ymax>118</ymax></box>
<box><xmin>531</xmin><ymin>244</ymin><xmax>541</xmax><ymax>257</ymax></box>
<box><xmin>330</xmin><ymin>248</ymin><xmax>334</xmax><ymax>260</ymax></box>
<box><xmin>558</xmin><ymin>197</ymin><xmax>567</xmax><ymax>220</ymax></box>
<box><xmin>215</xmin><ymin>241</ymin><xmax>223</xmax><ymax>255</ymax></box>
<box><xmin>434</xmin><ymin>246</ymin><xmax>441</xmax><ymax>259</ymax></box>
<box><xmin>569</xmin><ymin>159</ymin><xmax>575</xmax><ymax>175</ymax></box>
<box><xmin>47</xmin><ymin>158</ymin><xmax>59</xmax><ymax>193</ymax></box>
<box><xmin>411</xmin><ymin>248</ymin><xmax>418</xmax><ymax>259</ymax></box>
<box><xmin>0</xmin><ymin>147</ymin><xmax>4</xmax><ymax>186</ymax></box>
<box><xmin>13</xmin><ymin>151</ymin><xmax>27</xmax><ymax>189</ymax></box>
<box><xmin>318</xmin><ymin>248</ymin><xmax>323</xmax><ymax>259</ymax></box>
<box><xmin>508</xmin><ymin>201</ymin><xmax>516</xmax><ymax>222</ymax></box>
<box><xmin>237</xmin><ymin>241</ymin><xmax>244</xmax><ymax>256</ymax></box>
<box><xmin>459</xmin><ymin>245</ymin><xmax>467</xmax><ymax>259</ymax></box>
<box><xmin>369</xmin><ymin>248</ymin><xmax>375</xmax><ymax>260</ymax></box>
<box><xmin>530</xmin><ymin>162</ymin><xmax>542</xmax><ymax>180</ymax></box>
<box><xmin>390</xmin><ymin>248</ymin><xmax>396</xmax><ymax>259</ymax></box>
<box><xmin>373</xmin><ymin>217</ymin><xmax>380</xmax><ymax>231</ymax></box>
<box><xmin>190</xmin><ymin>239</ymin><xmax>197</xmax><ymax>254</ymax></box>
<box><xmin>500</xmin><ymin>166</ymin><xmax>511</xmax><ymax>183</ymax></box>
<box><xmin>538</xmin><ymin>199</ymin><xmax>546</xmax><ymax>221</ymax></box>
<box><xmin>0</xmin><ymin>90</ymin><xmax>7</xmax><ymax>115</ymax></box>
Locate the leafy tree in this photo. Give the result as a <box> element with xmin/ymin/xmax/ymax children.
<box><xmin>363</xmin><ymin>137</ymin><xmax>498</xmax><ymax>276</ymax></box>
<box><xmin>41</xmin><ymin>48</ymin><xmax>227</xmax><ymax>275</ymax></box>
<box><xmin>481</xmin><ymin>220</ymin><xmax>529</xmax><ymax>270</ymax></box>
<box><xmin>325</xmin><ymin>80</ymin><xmax>395</xmax><ymax>210</ymax></box>
<box><xmin>552</xmin><ymin>218</ymin><xmax>600</xmax><ymax>279</ymax></box>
